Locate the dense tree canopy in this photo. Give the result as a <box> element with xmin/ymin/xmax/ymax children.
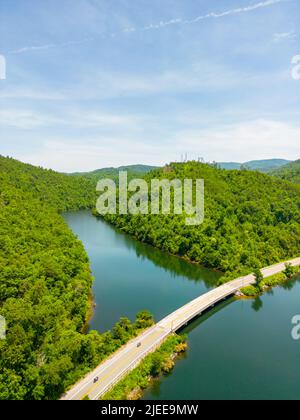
<box><xmin>1</xmin><ymin>156</ymin><xmax>299</xmax><ymax>399</ymax></box>
<box><xmin>72</xmin><ymin>164</ymin><xmax>157</xmax><ymax>185</ymax></box>
<box><xmin>0</xmin><ymin>156</ymin><xmax>153</xmax><ymax>400</ymax></box>
<box><xmin>103</xmin><ymin>162</ymin><xmax>300</xmax><ymax>277</ymax></box>
<box><xmin>270</xmin><ymin>159</ymin><xmax>300</xmax><ymax>185</ymax></box>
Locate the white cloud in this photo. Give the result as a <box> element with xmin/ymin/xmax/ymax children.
<box><xmin>0</xmin><ymin>109</ymin><xmax>63</xmax><ymax>129</ymax></box>
<box><xmin>71</xmin><ymin>111</ymin><xmax>139</xmax><ymax>128</ymax></box>
<box><xmin>142</xmin><ymin>0</ymin><xmax>288</xmax><ymax>31</ymax></box>
<box><xmin>10</xmin><ymin>0</ymin><xmax>289</xmax><ymax>55</ymax></box>
<box><xmin>273</xmin><ymin>31</ymin><xmax>297</xmax><ymax>42</ymax></box>
<box><xmin>3</xmin><ymin>60</ymin><xmax>256</xmax><ymax>102</ymax></box>
<box><xmin>12</xmin><ymin>119</ymin><xmax>300</xmax><ymax>172</ymax></box>
<box><xmin>16</xmin><ymin>138</ymin><xmax>159</xmax><ymax>172</ymax></box>
<box><xmin>0</xmin><ymin>87</ymin><xmax>67</xmax><ymax>101</ymax></box>
<box><xmin>71</xmin><ymin>58</ymin><xmax>289</xmax><ymax>101</ymax></box>
<box><xmin>10</xmin><ymin>38</ymin><xmax>94</xmax><ymax>55</ymax></box>
<box><xmin>186</xmin><ymin>0</ymin><xmax>288</xmax><ymax>22</ymax></box>
<box><xmin>0</xmin><ymin>108</ymin><xmax>141</xmax><ymax>130</ymax></box>
<box><xmin>172</xmin><ymin>119</ymin><xmax>300</xmax><ymax>162</ymax></box>
<box><xmin>11</xmin><ymin>44</ymin><xmax>56</xmax><ymax>54</ymax></box>
<box><xmin>143</xmin><ymin>19</ymin><xmax>183</xmax><ymax>31</ymax></box>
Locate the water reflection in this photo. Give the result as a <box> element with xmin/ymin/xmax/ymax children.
<box><xmin>252</xmin><ymin>297</ymin><xmax>263</xmax><ymax>312</ymax></box>
<box><xmin>64</xmin><ymin>211</ymin><xmax>221</xmax><ymax>332</ymax></box>
<box><xmin>144</xmin><ymin>276</ymin><xmax>300</xmax><ymax>400</ymax></box>
<box><xmin>113</xmin><ymin>223</ymin><xmax>221</xmax><ymax>288</ymax></box>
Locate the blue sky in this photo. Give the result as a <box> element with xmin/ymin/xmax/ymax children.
<box><xmin>0</xmin><ymin>0</ymin><xmax>299</xmax><ymax>172</ymax></box>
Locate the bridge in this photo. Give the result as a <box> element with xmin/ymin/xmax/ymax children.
<box><xmin>62</xmin><ymin>257</ymin><xmax>300</xmax><ymax>401</ymax></box>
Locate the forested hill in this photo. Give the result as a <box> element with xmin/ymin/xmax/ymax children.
<box><xmin>270</xmin><ymin>159</ymin><xmax>300</xmax><ymax>185</ymax></box>
<box><xmin>0</xmin><ymin>156</ymin><xmax>152</xmax><ymax>400</ymax></box>
<box><xmin>218</xmin><ymin>158</ymin><xmax>290</xmax><ymax>172</ymax></box>
<box><xmin>104</xmin><ymin>162</ymin><xmax>300</xmax><ymax>277</ymax></box>
<box><xmin>71</xmin><ymin>164</ymin><xmax>158</xmax><ymax>184</ymax></box>
<box><xmin>0</xmin><ymin>155</ymin><xmax>95</xmax><ymax>211</ymax></box>
<box><xmin>0</xmin><ymin>156</ymin><xmax>94</xmax><ymax>399</ymax></box>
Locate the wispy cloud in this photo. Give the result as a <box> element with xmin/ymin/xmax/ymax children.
<box><xmin>0</xmin><ymin>109</ymin><xmax>62</xmax><ymax>129</ymax></box>
<box><xmin>172</xmin><ymin>119</ymin><xmax>300</xmax><ymax>162</ymax></box>
<box><xmin>71</xmin><ymin>60</ymin><xmax>289</xmax><ymax>101</ymax></box>
<box><xmin>16</xmin><ymin>137</ymin><xmax>158</xmax><ymax>172</ymax></box>
<box><xmin>10</xmin><ymin>0</ymin><xmax>289</xmax><ymax>54</ymax></box>
<box><xmin>0</xmin><ymin>108</ymin><xmax>141</xmax><ymax>130</ymax></box>
<box><xmin>128</xmin><ymin>0</ymin><xmax>289</xmax><ymax>31</ymax></box>
<box><xmin>0</xmin><ymin>87</ymin><xmax>67</xmax><ymax>101</ymax></box>
<box><xmin>273</xmin><ymin>30</ymin><xmax>297</xmax><ymax>42</ymax></box>
<box><xmin>11</xmin><ymin>44</ymin><xmax>56</xmax><ymax>54</ymax></box>
<box><xmin>184</xmin><ymin>0</ymin><xmax>289</xmax><ymax>23</ymax></box>
<box><xmin>13</xmin><ymin>119</ymin><xmax>300</xmax><ymax>172</ymax></box>
<box><xmin>10</xmin><ymin>38</ymin><xmax>93</xmax><ymax>55</ymax></box>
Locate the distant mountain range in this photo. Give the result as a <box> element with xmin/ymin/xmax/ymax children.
<box><xmin>71</xmin><ymin>165</ymin><xmax>158</xmax><ymax>183</ymax></box>
<box><xmin>71</xmin><ymin>159</ymin><xmax>299</xmax><ymax>184</ymax></box>
<box><xmin>270</xmin><ymin>159</ymin><xmax>300</xmax><ymax>184</ymax></box>
<box><xmin>217</xmin><ymin>159</ymin><xmax>291</xmax><ymax>172</ymax></box>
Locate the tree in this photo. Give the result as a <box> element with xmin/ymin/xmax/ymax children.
<box><xmin>135</xmin><ymin>311</ymin><xmax>154</xmax><ymax>330</ymax></box>
<box><xmin>284</xmin><ymin>263</ymin><xmax>295</xmax><ymax>279</ymax></box>
<box><xmin>254</xmin><ymin>269</ymin><xmax>264</xmax><ymax>288</ymax></box>
<box><xmin>0</xmin><ymin>156</ymin><xmax>156</xmax><ymax>400</ymax></box>
<box><xmin>150</xmin><ymin>353</ymin><xmax>164</xmax><ymax>376</ymax></box>
<box><xmin>104</xmin><ymin>160</ymin><xmax>300</xmax><ymax>277</ymax></box>
<box><xmin>112</xmin><ymin>317</ymin><xmax>134</xmax><ymax>344</ymax></box>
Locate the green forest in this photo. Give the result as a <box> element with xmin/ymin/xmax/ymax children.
<box><xmin>271</xmin><ymin>159</ymin><xmax>300</xmax><ymax>184</ymax></box>
<box><xmin>72</xmin><ymin>164</ymin><xmax>157</xmax><ymax>185</ymax></box>
<box><xmin>0</xmin><ymin>156</ymin><xmax>153</xmax><ymax>400</ymax></box>
<box><xmin>103</xmin><ymin>161</ymin><xmax>300</xmax><ymax>279</ymax></box>
<box><xmin>1</xmin><ymin>155</ymin><xmax>300</xmax><ymax>400</ymax></box>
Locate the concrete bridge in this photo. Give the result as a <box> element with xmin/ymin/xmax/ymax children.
<box><xmin>62</xmin><ymin>257</ymin><xmax>300</xmax><ymax>401</ymax></box>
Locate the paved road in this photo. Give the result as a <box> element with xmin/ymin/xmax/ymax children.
<box><xmin>62</xmin><ymin>257</ymin><xmax>300</xmax><ymax>400</ymax></box>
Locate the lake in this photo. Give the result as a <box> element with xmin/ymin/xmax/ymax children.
<box><xmin>64</xmin><ymin>211</ymin><xmax>300</xmax><ymax>400</ymax></box>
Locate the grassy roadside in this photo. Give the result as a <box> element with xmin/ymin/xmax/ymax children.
<box><xmin>101</xmin><ymin>334</ymin><xmax>187</xmax><ymax>401</ymax></box>
<box><xmin>239</xmin><ymin>265</ymin><xmax>300</xmax><ymax>298</ymax></box>
<box><xmin>82</xmin><ymin>290</ymin><xmax>96</xmax><ymax>334</ymax></box>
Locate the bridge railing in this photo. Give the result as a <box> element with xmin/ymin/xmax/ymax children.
<box><xmin>92</xmin><ymin>330</ymin><xmax>171</xmax><ymax>400</ymax></box>
<box><xmin>69</xmin><ymin>257</ymin><xmax>300</xmax><ymax>400</ymax></box>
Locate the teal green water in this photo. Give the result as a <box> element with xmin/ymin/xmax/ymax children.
<box><xmin>144</xmin><ymin>288</ymin><xmax>300</xmax><ymax>400</ymax></box>
<box><xmin>64</xmin><ymin>211</ymin><xmax>300</xmax><ymax>400</ymax></box>
<box><xmin>63</xmin><ymin>211</ymin><xmax>220</xmax><ymax>332</ymax></box>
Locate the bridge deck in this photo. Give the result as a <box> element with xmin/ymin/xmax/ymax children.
<box><xmin>62</xmin><ymin>257</ymin><xmax>300</xmax><ymax>400</ymax></box>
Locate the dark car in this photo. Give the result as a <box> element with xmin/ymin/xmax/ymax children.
<box><xmin>93</xmin><ymin>377</ymin><xmax>99</xmax><ymax>383</ymax></box>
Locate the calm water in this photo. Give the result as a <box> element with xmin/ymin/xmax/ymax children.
<box><xmin>64</xmin><ymin>211</ymin><xmax>300</xmax><ymax>400</ymax></box>
<box><xmin>64</xmin><ymin>211</ymin><xmax>220</xmax><ymax>332</ymax></box>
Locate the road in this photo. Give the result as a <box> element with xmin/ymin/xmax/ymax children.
<box><xmin>62</xmin><ymin>257</ymin><xmax>300</xmax><ymax>400</ymax></box>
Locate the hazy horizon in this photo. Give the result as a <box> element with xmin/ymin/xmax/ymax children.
<box><xmin>1</xmin><ymin>0</ymin><xmax>300</xmax><ymax>171</ymax></box>
<box><xmin>2</xmin><ymin>153</ymin><xmax>295</xmax><ymax>174</ymax></box>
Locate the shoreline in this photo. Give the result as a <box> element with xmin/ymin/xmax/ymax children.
<box><xmin>102</xmin><ymin>334</ymin><xmax>188</xmax><ymax>401</ymax></box>
<box><xmin>66</xmin><ymin>211</ymin><xmax>300</xmax><ymax>400</ymax></box>
<box><xmin>93</xmin><ymin>212</ymin><xmax>300</xmax><ymax>282</ymax></box>
<box><xmin>63</xmin><ymin>246</ymin><xmax>300</xmax><ymax>400</ymax></box>
<box><xmin>236</xmin><ymin>268</ymin><xmax>300</xmax><ymax>299</ymax></box>
<box><xmin>93</xmin><ymin>211</ymin><xmax>223</xmax><ymax>275</ymax></box>
<box><xmin>82</xmin><ymin>290</ymin><xmax>96</xmax><ymax>334</ymax></box>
